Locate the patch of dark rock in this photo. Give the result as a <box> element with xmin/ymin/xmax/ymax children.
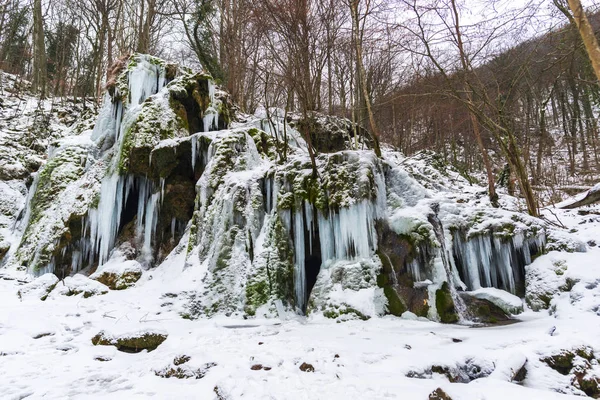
<box><xmin>155</xmin><ymin>362</ymin><xmax>217</xmax><ymax>379</ymax></box>
<box><xmin>588</xmin><ymin>240</ymin><xmax>597</xmax><ymax>247</ymax></box>
<box><xmin>258</xmin><ymin>342</ymin><xmax>264</xmax><ymax>345</ymax></box>
<box><xmin>334</xmin><ymin>354</ymin><xmax>340</xmax><ymax>358</ymax></box>
<box><xmin>429</xmin><ymin>388</ymin><xmax>452</xmax><ymax>400</ymax></box>
<box><xmin>33</xmin><ymin>332</ymin><xmax>55</xmax><ymax>339</ymax></box>
<box><xmin>404</xmin><ymin>345</ymin><xmax>412</xmax><ymax>350</ymax></box>
<box><xmin>91</xmin><ymin>330</ymin><xmax>167</xmax><ymax>353</ymax></box>
<box><xmin>452</xmin><ymin>338</ymin><xmax>463</xmax><ymax>343</ymax></box>
<box><xmin>250</xmin><ymin>364</ymin><xmax>271</xmax><ymax>371</ymax></box>
<box><xmin>299</xmin><ymin>362</ymin><xmax>315</xmax><ymax>372</ymax></box>
<box><xmin>513</xmin><ymin>363</ymin><xmax>527</xmax><ymax>382</ymax></box>
<box><xmin>436</xmin><ymin>282</ymin><xmax>459</xmax><ymax>324</ymax></box>
<box><xmin>94</xmin><ymin>356</ymin><xmax>112</xmax><ymax>362</ymax></box>
<box><xmin>173</xmin><ymin>355</ymin><xmax>191</xmax><ymax>366</ymax></box>
<box><xmin>163</xmin><ymin>293</ymin><xmax>178</xmax><ymax>298</ymax></box>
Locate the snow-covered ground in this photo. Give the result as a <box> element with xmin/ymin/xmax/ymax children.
<box><xmin>1</xmin><ymin>206</ymin><xmax>599</xmax><ymax>399</ymax></box>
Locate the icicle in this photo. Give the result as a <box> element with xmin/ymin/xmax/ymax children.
<box><xmin>293</xmin><ymin>206</ymin><xmax>306</xmax><ymax>311</ymax></box>
<box><xmin>142</xmin><ymin>191</ymin><xmax>161</xmax><ymax>262</ymax></box>
<box><xmin>191</xmin><ymin>135</ymin><xmax>197</xmax><ymax>171</ymax></box>
<box><xmin>304</xmin><ymin>201</ymin><xmax>314</xmax><ymax>254</ymax></box>
<box><xmin>208</xmin><ymin>80</ymin><xmax>215</xmax><ymax>103</ymax></box>
<box><xmin>171</xmin><ymin>217</ymin><xmax>176</xmax><ymax>240</ymax></box>
<box><xmin>14</xmin><ymin>172</ymin><xmax>40</xmax><ymax>233</ymax></box>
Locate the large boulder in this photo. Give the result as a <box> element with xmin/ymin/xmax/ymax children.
<box><xmin>91</xmin><ymin>259</ymin><xmax>143</xmax><ymax>290</ymax></box>
<box><xmin>91</xmin><ymin>329</ymin><xmax>168</xmax><ymax>353</ymax></box>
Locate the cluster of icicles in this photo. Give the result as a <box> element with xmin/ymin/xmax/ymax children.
<box><xmin>66</xmin><ymin>56</ymin><xmax>217</xmax><ymax>272</ymax></box>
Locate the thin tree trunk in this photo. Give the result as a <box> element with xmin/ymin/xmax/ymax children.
<box><xmin>568</xmin><ymin>0</ymin><xmax>600</xmax><ymax>82</ymax></box>
<box><xmin>349</xmin><ymin>0</ymin><xmax>382</xmax><ymax>158</ymax></box>
<box><xmin>32</xmin><ymin>0</ymin><xmax>47</xmax><ymax>99</ymax></box>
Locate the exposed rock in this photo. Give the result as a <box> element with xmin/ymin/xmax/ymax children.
<box><xmin>91</xmin><ymin>259</ymin><xmax>143</xmax><ymax>290</ymax></box>
<box><xmin>436</xmin><ymin>282</ymin><xmax>458</xmax><ymax>324</ymax></box>
<box><xmin>459</xmin><ymin>293</ymin><xmax>511</xmax><ymax>324</ymax></box>
<box><xmin>467</xmin><ymin>287</ymin><xmax>523</xmax><ymax>315</ymax></box>
<box><xmin>489</xmin><ymin>352</ymin><xmax>527</xmax><ymax>382</ymax></box>
<box><xmin>91</xmin><ymin>330</ymin><xmax>168</xmax><ymax>353</ymax></box>
<box><xmin>429</xmin><ymin>388</ymin><xmax>452</xmax><ymax>400</ymax></box>
<box><xmin>299</xmin><ymin>362</ymin><xmax>315</xmax><ymax>372</ymax></box>
<box><xmin>155</xmin><ymin>362</ymin><xmax>216</xmax><ymax>379</ymax></box>
<box><xmin>173</xmin><ymin>355</ymin><xmax>191</xmax><ymax>366</ymax></box>
<box><xmin>250</xmin><ymin>364</ymin><xmax>271</xmax><ymax>371</ymax></box>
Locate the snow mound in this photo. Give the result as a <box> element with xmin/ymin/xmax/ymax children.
<box><xmin>50</xmin><ymin>274</ymin><xmax>109</xmax><ymax>298</ymax></box>
<box><xmin>16</xmin><ymin>273</ymin><xmax>58</xmax><ymax>300</ymax></box>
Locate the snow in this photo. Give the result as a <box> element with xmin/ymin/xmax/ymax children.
<box><xmin>1</xmin><ymin>265</ymin><xmax>598</xmax><ymax>398</ymax></box>
<box><xmin>469</xmin><ymin>288</ymin><xmax>524</xmax><ymax>315</ymax></box>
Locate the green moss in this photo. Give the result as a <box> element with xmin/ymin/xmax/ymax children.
<box><xmin>244</xmin><ymin>215</ymin><xmax>295</xmax><ymax>315</ymax></box>
<box><xmin>245</xmin><ymin>281</ymin><xmax>269</xmax><ymax>316</ymax></box>
<box><xmin>435</xmin><ymin>282</ymin><xmax>458</xmax><ymax>324</ymax></box>
<box><xmin>383</xmin><ymin>286</ymin><xmax>407</xmax><ymax>316</ymax></box>
<box><xmin>322</xmin><ymin>304</ymin><xmax>370</xmax><ymax>321</ymax></box>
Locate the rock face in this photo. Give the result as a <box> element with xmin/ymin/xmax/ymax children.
<box><xmin>2</xmin><ymin>54</ymin><xmax>566</xmax><ymax>323</ymax></box>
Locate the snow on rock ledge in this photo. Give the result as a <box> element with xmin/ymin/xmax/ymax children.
<box><xmin>468</xmin><ymin>288</ymin><xmax>524</xmax><ymax>315</ymax></box>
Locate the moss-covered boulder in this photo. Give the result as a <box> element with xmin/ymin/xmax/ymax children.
<box><xmin>91</xmin><ymin>330</ymin><xmax>168</xmax><ymax>353</ymax></box>
<box><xmin>436</xmin><ymin>282</ymin><xmax>459</xmax><ymax>323</ymax></box>
<box><xmin>459</xmin><ymin>293</ymin><xmax>511</xmax><ymax>324</ymax></box>
<box><xmin>91</xmin><ymin>260</ymin><xmax>143</xmax><ymax>290</ymax></box>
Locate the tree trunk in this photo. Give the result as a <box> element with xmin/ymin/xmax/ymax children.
<box><xmin>32</xmin><ymin>0</ymin><xmax>47</xmax><ymax>99</ymax></box>
<box><xmin>449</xmin><ymin>0</ymin><xmax>497</xmax><ymax>204</ymax></box>
<box><xmin>568</xmin><ymin>0</ymin><xmax>600</xmax><ymax>82</ymax></box>
<box><xmin>349</xmin><ymin>0</ymin><xmax>382</xmax><ymax>158</ymax></box>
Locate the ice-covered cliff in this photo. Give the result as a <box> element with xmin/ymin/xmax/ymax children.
<box><xmin>1</xmin><ymin>55</ymin><xmax>582</xmax><ymax>323</ymax></box>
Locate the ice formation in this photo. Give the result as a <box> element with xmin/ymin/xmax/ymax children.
<box><xmin>4</xmin><ymin>54</ymin><xmax>555</xmax><ymax>322</ymax></box>
<box><xmin>452</xmin><ymin>229</ymin><xmax>546</xmax><ymax>294</ymax></box>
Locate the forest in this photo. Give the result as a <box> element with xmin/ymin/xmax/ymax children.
<box><xmin>2</xmin><ymin>0</ymin><xmax>600</xmax><ymax>213</ymax></box>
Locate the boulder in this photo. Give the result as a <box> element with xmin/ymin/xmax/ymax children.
<box><xmin>17</xmin><ymin>273</ymin><xmax>59</xmax><ymax>301</ymax></box>
<box><xmin>91</xmin><ymin>259</ymin><xmax>143</xmax><ymax>290</ymax></box>
<box><xmin>91</xmin><ymin>329</ymin><xmax>168</xmax><ymax>353</ymax></box>
<box><xmin>468</xmin><ymin>287</ymin><xmax>523</xmax><ymax>315</ymax></box>
<box><xmin>52</xmin><ymin>275</ymin><xmax>108</xmax><ymax>298</ymax></box>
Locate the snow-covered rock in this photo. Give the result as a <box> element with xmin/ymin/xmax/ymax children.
<box><xmin>16</xmin><ymin>273</ymin><xmax>59</xmax><ymax>300</ymax></box>
<box><xmin>91</xmin><ymin>258</ymin><xmax>143</xmax><ymax>290</ymax></box>
<box><xmin>469</xmin><ymin>288</ymin><xmax>524</xmax><ymax>315</ymax></box>
<box><xmin>49</xmin><ymin>275</ymin><xmax>109</xmax><ymax>298</ymax></box>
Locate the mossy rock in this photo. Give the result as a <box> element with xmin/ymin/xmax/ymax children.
<box><xmin>382</xmin><ymin>286</ymin><xmax>407</xmax><ymax>316</ymax></box>
<box><xmin>93</xmin><ymin>269</ymin><xmax>142</xmax><ymax>290</ymax></box>
<box><xmin>91</xmin><ymin>330</ymin><xmax>167</xmax><ymax>353</ymax></box>
<box><xmin>436</xmin><ymin>282</ymin><xmax>458</xmax><ymax>323</ymax></box>
<box><xmin>459</xmin><ymin>293</ymin><xmax>511</xmax><ymax>324</ymax></box>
